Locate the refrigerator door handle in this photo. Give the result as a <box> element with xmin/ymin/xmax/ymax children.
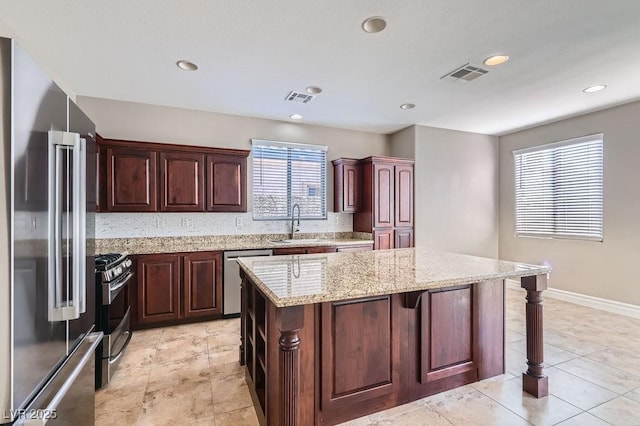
<box><xmin>75</xmin><ymin>137</ymin><xmax>87</xmax><ymax>314</ymax></box>
<box><xmin>47</xmin><ymin>130</ymin><xmax>82</xmax><ymax>321</ymax></box>
<box><xmin>18</xmin><ymin>332</ymin><xmax>103</xmax><ymax>426</ymax></box>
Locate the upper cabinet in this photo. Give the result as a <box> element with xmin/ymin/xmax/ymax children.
<box><xmin>394</xmin><ymin>164</ymin><xmax>413</xmax><ymax>228</ymax></box>
<box><xmin>106</xmin><ymin>146</ymin><xmax>158</xmax><ymax>212</ymax></box>
<box><xmin>160</xmin><ymin>152</ymin><xmax>205</xmax><ymax>212</ymax></box>
<box><xmin>207</xmin><ymin>153</ymin><xmax>247</xmax><ymax>212</ymax></box>
<box><xmin>99</xmin><ymin>139</ymin><xmax>249</xmax><ymax>213</ymax></box>
<box><xmin>332</xmin><ymin>158</ymin><xmax>360</xmax><ymax>213</ymax></box>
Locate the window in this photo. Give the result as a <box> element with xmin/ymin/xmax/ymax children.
<box><xmin>251</xmin><ymin>139</ymin><xmax>327</xmax><ymax>220</ymax></box>
<box><xmin>513</xmin><ymin>134</ymin><xmax>603</xmax><ymax>241</ymax></box>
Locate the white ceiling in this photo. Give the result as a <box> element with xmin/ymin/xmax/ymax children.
<box><xmin>2</xmin><ymin>1</ymin><xmax>640</xmax><ymax>135</ymax></box>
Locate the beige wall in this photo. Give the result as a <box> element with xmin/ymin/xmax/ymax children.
<box><xmin>390</xmin><ymin>125</ymin><xmax>499</xmax><ymax>258</ymax></box>
<box><xmin>389</xmin><ymin>126</ymin><xmax>415</xmax><ymax>159</ymax></box>
<box><xmin>77</xmin><ymin>97</ymin><xmax>389</xmax><ymax>211</ymax></box>
<box><xmin>499</xmin><ymin>100</ymin><xmax>640</xmax><ymax>306</ymax></box>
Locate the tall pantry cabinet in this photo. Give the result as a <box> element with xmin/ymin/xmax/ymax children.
<box><xmin>334</xmin><ymin>156</ymin><xmax>414</xmax><ymax>250</ymax></box>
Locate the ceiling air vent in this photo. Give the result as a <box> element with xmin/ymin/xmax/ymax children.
<box><xmin>440</xmin><ymin>63</ymin><xmax>489</xmax><ymax>83</ymax></box>
<box><xmin>285</xmin><ymin>91</ymin><xmax>315</xmax><ymax>103</ymax></box>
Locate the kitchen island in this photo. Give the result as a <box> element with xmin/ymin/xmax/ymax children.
<box><xmin>237</xmin><ymin>249</ymin><xmax>551</xmax><ymax>425</ymax></box>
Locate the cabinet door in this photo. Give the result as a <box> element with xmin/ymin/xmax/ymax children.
<box><xmin>207</xmin><ymin>154</ymin><xmax>247</xmax><ymax>212</ymax></box>
<box><xmin>334</xmin><ymin>161</ymin><xmax>360</xmax><ymax>213</ymax></box>
<box><xmin>373</xmin><ymin>229</ymin><xmax>394</xmax><ymax>250</ymax></box>
<box><xmin>183</xmin><ymin>251</ymin><xmax>222</xmax><ymax>318</ymax></box>
<box><xmin>160</xmin><ymin>152</ymin><xmax>205</xmax><ymax>212</ymax></box>
<box><xmin>373</xmin><ymin>163</ymin><xmax>394</xmax><ymax>228</ymax></box>
<box><xmin>319</xmin><ymin>296</ymin><xmax>399</xmax><ymax>414</ymax></box>
<box><xmin>394</xmin><ymin>164</ymin><xmax>413</xmax><ymax>228</ymax></box>
<box><xmin>394</xmin><ymin>228</ymin><xmax>414</xmax><ymax>248</ymax></box>
<box><xmin>420</xmin><ymin>286</ymin><xmax>476</xmax><ymax>383</ymax></box>
<box><xmin>106</xmin><ymin>147</ymin><xmax>157</xmax><ymax>212</ymax></box>
<box><xmin>137</xmin><ymin>254</ymin><xmax>180</xmax><ymax>324</ymax></box>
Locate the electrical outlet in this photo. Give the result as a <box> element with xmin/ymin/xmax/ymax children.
<box><xmin>181</xmin><ymin>218</ymin><xmax>192</xmax><ymax>228</ymax></box>
<box><xmin>236</xmin><ymin>217</ymin><xmax>244</xmax><ymax>228</ymax></box>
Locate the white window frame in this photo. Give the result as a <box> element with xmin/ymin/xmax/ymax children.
<box><xmin>513</xmin><ymin>133</ymin><xmax>604</xmax><ymax>242</ymax></box>
<box><xmin>251</xmin><ymin>139</ymin><xmax>328</xmax><ymax>220</ymax></box>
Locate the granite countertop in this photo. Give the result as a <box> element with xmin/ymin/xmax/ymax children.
<box><xmin>237</xmin><ymin>248</ymin><xmax>552</xmax><ymax>307</ymax></box>
<box><xmin>95</xmin><ymin>233</ymin><xmax>373</xmax><ymax>255</ymax></box>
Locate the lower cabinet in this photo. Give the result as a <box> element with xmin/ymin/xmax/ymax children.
<box><xmin>373</xmin><ymin>229</ymin><xmax>394</xmax><ymax>250</ymax></box>
<box><xmin>135</xmin><ymin>251</ymin><xmax>222</xmax><ymax>328</ymax></box>
<box><xmin>395</xmin><ymin>228</ymin><xmax>414</xmax><ymax>248</ymax></box>
<box><xmin>319</xmin><ymin>295</ymin><xmax>399</xmax><ymax>419</ymax></box>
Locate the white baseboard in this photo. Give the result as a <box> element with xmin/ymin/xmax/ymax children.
<box><xmin>505</xmin><ymin>279</ymin><xmax>640</xmax><ymax>319</ymax></box>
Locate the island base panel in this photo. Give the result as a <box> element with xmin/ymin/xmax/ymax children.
<box><xmin>242</xmin><ymin>279</ymin><xmax>511</xmax><ymax>425</ymax></box>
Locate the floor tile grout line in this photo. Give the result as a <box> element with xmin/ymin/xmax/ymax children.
<box><xmin>551</xmin><ymin>357</ymin><xmax>638</xmax><ymax>396</ymax></box>
<box><xmin>471</xmin><ymin>378</ymin><xmax>585</xmax><ymax>425</ymax></box>
<box><xmin>553</xmin><ymin>356</ymin><xmax>640</xmax><ymax>394</ymax></box>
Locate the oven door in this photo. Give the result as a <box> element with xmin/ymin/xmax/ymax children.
<box><xmin>99</xmin><ymin>306</ymin><xmax>131</xmax><ymax>388</ymax></box>
<box><xmin>96</xmin><ymin>269</ymin><xmax>133</xmax><ymax>388</ymax></box>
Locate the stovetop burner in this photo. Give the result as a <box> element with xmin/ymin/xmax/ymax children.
<box><xmin>95</xmin><ymin>253</ymin><xmax>122</xmax><ymax>267</ymax></box>
<box><xmin>95</xmin><ymin>253</ymin><xmax>132</xmax><ymax>283</ymax></box>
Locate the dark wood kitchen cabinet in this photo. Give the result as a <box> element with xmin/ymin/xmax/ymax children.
<box><xmin>134</xmin><ymin>251</ymin><xmax>223</xmax><ymax>328</ymax></box>
<box><xmin>98</xmin><ymin>138</ymin><xmax>249</xmax><ymax>213</ymax></box>
<box><xmin>207</xmin><ymin>153</ymin><xmax>247</xmax><ymax>212</ymax></box>
<box><xmin>106</xmin><ymin>146</ymin><xmax>158</xmax><ymax>212</ymax></box>
<box><xmin>160</xmin><ymin>152</ymin><xmax>205</xmax><ymax>212</ymax></box>
<box><xmin>183</xmin><ymin>251</ymin><xmax>223</xmax><ymax>318</ymax></box>
<box><xmin>395</xmin><ymin>228</ymin><xmax>414</xmax><ymax>248</ymax></box>
<box><xmin>332</xmin><ymin>158</ymin><xmax>360</xmax><ymax>213</ymax></box>
<box><xmin>351</xmin><ymin>156</ymin><xmax>415</xmax><ymax>250</ymax></box>
<box><xmin>136</xmin><ymin>254</ymin><xmax>180</xmax><ymax>325</ymax></box>
<box><xmin>394</xmin><ymin>164</ymin><xmax>414</xmax><ymax>228</ymax></box>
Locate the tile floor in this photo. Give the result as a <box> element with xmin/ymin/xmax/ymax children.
<box><xmin>96</xmin><ymin>288</ymin><xmax>640</xmax><ymax>425</ymax></box>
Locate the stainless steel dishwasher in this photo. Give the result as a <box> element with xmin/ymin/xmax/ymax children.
<box><xmin>223</xmin><ymin>249</ymin><xmax>273</xmax><ymax>316</ymax></box>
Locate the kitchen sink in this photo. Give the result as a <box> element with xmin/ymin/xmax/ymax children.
<box><xmin>270</xmin><ymin>238</ymin><xmax>330</xmax><ymax>244</ymax></box>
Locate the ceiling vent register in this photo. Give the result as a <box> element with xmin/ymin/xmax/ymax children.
<box><xmin>441</xmin><ymin>63</ymin><xmax>489</xmax><ymax>83</ymax></box>
<box><xmin>285</xmin><ymin>91</ymin><xmax>315</xmax><ymax>103</ymax></box>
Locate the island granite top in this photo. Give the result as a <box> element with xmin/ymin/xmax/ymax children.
<box><xmin>237</xmin><ymin>248</ymin><xmax>551</xmax><ymax>307</ymax></box>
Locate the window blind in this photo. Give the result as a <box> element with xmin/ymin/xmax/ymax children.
<box><xmin>251</xmin><ymin>139</ymin><xmax>327</xmax><ymax>220</ymax></box>
<box><xmin>513</xmin><ymin>134</ymin><xmax>604</xmax><ymax>241</ymax></box>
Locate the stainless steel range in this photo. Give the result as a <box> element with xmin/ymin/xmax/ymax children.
<box><xmin>95</xmin><ymin>253</ymin><xmax>133</xmax><ymax>388</ymax></box>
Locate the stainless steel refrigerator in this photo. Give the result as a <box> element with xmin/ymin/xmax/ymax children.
<box><xmin>0</xmin><ymin>37</ymin><xmax>102</xmax><ymax>425</ymax></box>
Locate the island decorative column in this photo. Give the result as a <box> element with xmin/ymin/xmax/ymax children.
<box><xmin>276</xmin><ymin>305</ymin><xmax>305</xmax><ymax>426</ymax></box>
<box><xmin>521</xmin><ymin>274</ymin><xmax>549</xmax><ymax>397</ymax></box>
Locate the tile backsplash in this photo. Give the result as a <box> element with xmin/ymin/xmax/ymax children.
<box><xmin>95</xmin><ymin>212</ymin><xmax>353</xmax><ymax>239</ymax></box>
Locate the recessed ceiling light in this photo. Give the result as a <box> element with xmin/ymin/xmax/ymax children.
<box><xmin>483</xmin><ymin>55</ymin><xmax>509</xmax><ymax>66</ymax></box>
<box><xmin>306</xmin><ymin>86</ymin><xmax>322</xmax><ymax>95</ymax></box>
<box><xmin>289</xmin><ymin>113</ymin><xmax>303</xmax><ymax>120</ymax></box>
<box><xmin>583</xmin><ymin>85</ymin><xmax>607</xmax><ymax>93</ymax></box>
<box><xmin>400</xmin><ymin>103</ymin><xmax>415</xmax><ymax>110</ymax></box>
<box><xmin>362</xmin><ymin>17</ymin><xmax>387</xmax><ymax>33</ymax></box>
<box><xmin>176</xmin><ymin>60</ymin><xmax>198</xmax><ymax>71</ymax></box>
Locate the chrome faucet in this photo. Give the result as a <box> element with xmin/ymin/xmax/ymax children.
<box><xmin>290</xmin><ymin>204</ymin><xmax>301</xmax><ymax>239</ymax></box>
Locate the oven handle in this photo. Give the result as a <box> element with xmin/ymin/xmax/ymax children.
<box><xmin>108</xmin><ymin>330</ymin><xmax>132</xmax><ymax>365</ymax></box>
<box><xmin>105</xmin><ymin>271</ymin><xmax>133</xmax><ymax>305</ymax></box>
<box><xmin>110</xmin><ymin>271</ymin><xmax>133</xmax><ymax>294</ymax></box>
